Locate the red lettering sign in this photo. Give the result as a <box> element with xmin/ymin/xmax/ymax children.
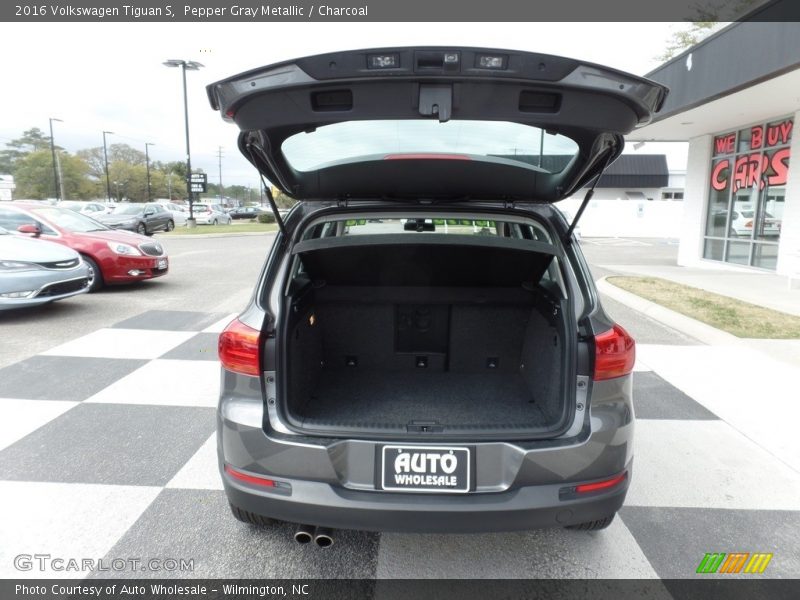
<box><xmin>768</xmin><ymin>147</ymin><xmax>791</xmax><ymax>186</ymax></box>
<box><xmin>710</xmin><ymin>120</ymin><xmax>792</xmax><ymax>191</ymax></box>
<box><xmin>751</xmin><ymin>126</ymin><xmax>763</xmax><ymax>150</ymax></box>
<box><xmin>711</xmin><ymin>159</ymin><xmax>729</xmax><ymax>191</ymax></box>
<box><xmin>714</xmin><ymin>133</ymin><xmax>735</xmax><ymax>155</ymax></box>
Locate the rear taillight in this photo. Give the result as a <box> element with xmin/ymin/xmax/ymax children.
<box><xmin>593</xmin><ymin>324</ymin><xmax>635</xmax><ymax>381</ymax></box>
<box><xmin>218</xmin><ymin>318</ymin><xmax>261</xmax><ymax>376</ymax></box>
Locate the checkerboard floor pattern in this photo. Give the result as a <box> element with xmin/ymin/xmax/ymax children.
<box><xmin>1</xmin><ymin>310</ymin><xmax>799</xmax><ymax>580</ymax></box>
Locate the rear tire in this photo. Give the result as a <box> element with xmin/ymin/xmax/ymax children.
<box><xmin>165</xmin><ymin>220</ymin><xmax>174</xmax><ymax>232</ymax></box>
<box><xmin>137</xmin><ymin>222</ymin><xmax>147</xmax><ymax>236</ymax></box>
<box><xmin>212</xmin><ymin>218</ymin><xmax>218</xmax><ymax>225</ymax></box>
<box><xmin>81</xmin><ymin>255</ymin><xmax>104</xmax><ymax>292</ymax></box>
<box><xmin>565</xmin><ymin>513</ymin><xmax>616</xmax><ymax>531</ymax></box>
<box><xmin>229</xmin><ymin>503</ymin><xmax>275</xmax><ymax>527</ymax></box>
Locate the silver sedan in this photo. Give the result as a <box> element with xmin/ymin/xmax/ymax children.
<box><xmin>0</xmin><ymin>226</ymin><xmax>90</xmax><ymax>310</ymax></box>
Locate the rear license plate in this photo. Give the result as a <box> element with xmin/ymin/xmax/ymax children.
<box><xmin>157</xmin><ymin>258</ymin><xmax>167</xmax><ymax>269</ymax></box>
<box><xmin>380</xmin><ymin>445</ymin><xmax>470</xmax><ymax>493</ymax></box>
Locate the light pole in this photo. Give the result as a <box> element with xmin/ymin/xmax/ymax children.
<box><xmin>48</xmin><ymin>118</ymin><xmax>63</xmax><ymax>202</ymax></box>
<box><xmin>163</xmin><ymin>59</ymin><xmax>203</xmax><ymax>227</ymax></box>
<box><xmin>102</xmin><ymin>131</ymin><xmax>113</xmax><ymax>202</ymax></box>
<box><xmin>144</xmin><ymin>142</ymin><xmax>155</xmax><ymax>201</ymax></box>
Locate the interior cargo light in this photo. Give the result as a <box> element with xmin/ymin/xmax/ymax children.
<box><xmin>575</xmin><ymin>472</ymin><xmax>628</xmax><ymax>494</ymax></box>
<box><xmin>593</xmin><ymin>324</ymin><xmax>635</xmax><ymax>381</ymax></box>
<box><xmin>368</xmin><ymin>54</ymin><xmax>399</xmax><ymax>69</ymax></box>
<box><xmin>219</xmin><ymin>318</ymin><xmax>261</xmax><ymax>376</ymax></box>
<box><xmin>476</xmin><ymin>54</ymin><xmax>506</xmax><ymax>69</ymax></box>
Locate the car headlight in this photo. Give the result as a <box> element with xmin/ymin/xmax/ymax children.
<box><xmin>0</xmin><ymin>260</ymin><xmax>39</xmax><ymax>272</ymax></box>
<box><xmin>106</xmin><ymin>241</ymin><xmax>142</xmax><ymax>256</ymax></box>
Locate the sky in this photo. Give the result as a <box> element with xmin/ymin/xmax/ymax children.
<box><xmin>0</xmin><ymin>22</ymin><xmax>691</xmax><ymax>191</ymax></box>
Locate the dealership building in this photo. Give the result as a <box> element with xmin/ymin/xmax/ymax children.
<box><xmin>629</xmin><ymin>9</ymin><xmax>800</xmax><ymax>275</ymax></box>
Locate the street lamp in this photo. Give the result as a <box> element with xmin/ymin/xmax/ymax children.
<box><xmin>48</xmin><ymin>118</ymin><xmax>63</xmax><ymax>202</ymax></box>
<box><xmin>102</xmin><ymin>130</ymin><xmax>113</xmax><ymax>202</ymax></box>
<box><xmin>163</xmin><ymin>59</ymin><xmax>203</xmax><ymax>226</ymax></box>
<box><xmin>144</xmin><ymin>142</ymin><xmax>155</xmax><ymax>201</ymax></box>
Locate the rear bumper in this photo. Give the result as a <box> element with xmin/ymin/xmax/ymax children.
<box><xmin>218</xmin><ymin>372</ymin><xmax>634</xmax><ymax>533</ymax></box>
<box><xmin>222</xmin><ymin>466</ymin><xmax>630</xmax><ymax>533</ymax></box>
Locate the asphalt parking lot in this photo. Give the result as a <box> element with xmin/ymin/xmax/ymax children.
<box><xmin>1</xmin><ymin>234</ymin><xmax>798</xmax><ymax>580</ymax></box>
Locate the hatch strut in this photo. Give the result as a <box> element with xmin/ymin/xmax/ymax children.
<box><xmin>563</xmin><ymin>150</ymin><xmax>615</xmax><ymax>248</ymax></box>
<box><xmin>244</xmin><ymin>142</ymin><xmax>287</xmax><ymax>237</ymax></box>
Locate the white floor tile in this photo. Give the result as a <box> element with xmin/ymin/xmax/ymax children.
<box><xmin>0</xmin><ymin>481</ymin><xmax>160</xmax><ymax>578</ymax></box>
<box><xmin>637</xmin><ymin>344</ymin><xmax>800</xmax><ymax>471</ymax></box>
<box><xmin>0</xmin><ymin>399</ymin><xmax>78</xmax><ymax>452</ymax></box>
<box><xmin>376</xmin><ymin>517</ymin><xmax>659</xmax><ymax>579</ymax></box>
<box><xmin>166</xmin><ymin>434</ymin><xmax>222</xmax><ymax>490</ymax></box>
<box><xmin>84</xmin><ymin>360</ymin><xmax>220</xmax><ymax>407</ymax></box>
<box><xmin>202</xmin><ymin>314</ymin><xmax>237</xmax><ymax>334</ymax></box>
<box><xmin>627</xmin><ymin>419</ymin><xmax>800</xmax><ymax>510</ymax></box>
<box><xmin>41</xmin><ymin>329</ymin><xmax>196</xmax><ymax>360</ymax></box>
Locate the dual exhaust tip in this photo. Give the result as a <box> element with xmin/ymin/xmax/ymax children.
<box><xmin>294</xmin><ymin>524</ymin><xmax>334</xmax><ymax>548</ymax></box>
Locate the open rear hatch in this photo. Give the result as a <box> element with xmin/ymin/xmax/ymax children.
<box><xmin>208</xmin><ymin>47</ymin><xmax>666</xmax><ymax>440</ymax></box>
<box><xmin>207</xmin><ymin>46</ymin><xmax>667</xmax><ymax>203</ymax></box>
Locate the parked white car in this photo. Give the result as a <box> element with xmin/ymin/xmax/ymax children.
<box><xmin>193</xmin><ymin>203</ymin><xmax>231</xmax><ymax>225</ymax></box>
<box><xmin>59</xmin><ymin>201</ymin><xmax>112</xmax><ymax>216</ymax></box>
<box><xmin>155</xmin><ymin>201</ymin><xmax>189</xmax><ymax>227</ymax></box>
<box><xmin>730</xmin><ymin>208</ymin><xmax>780</xmax><ymax>237</ymax></box>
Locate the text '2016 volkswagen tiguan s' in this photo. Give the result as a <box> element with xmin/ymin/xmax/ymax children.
<box><xmin>208</xmin><ymin>47</ymin><xmax>666</xmax><ymax>543</ymax></box>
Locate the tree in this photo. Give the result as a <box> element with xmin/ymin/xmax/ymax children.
<box><xmin>14</xmin><ymin>150</ymin><xmax>96</xmax><ymax>199</ymax></box>
<box><xmin>656</xmin><ymin>0</ymin><xmax>759</xmax><ymax>62</ymax></box>
<box><xmin>273</xmin><ymin>190</ymin><xmax>297</xmax><ymax>209</ymax></box>
<box><xmin>0</xmin><ymin>127</ymin><xmax>55</xmax><ymax>175</ymax></box>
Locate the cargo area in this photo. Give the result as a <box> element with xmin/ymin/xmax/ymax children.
<box><xmin>277</xmin><ymin>228</ymin><xmax>574</xmax><ymax>437</ymax></box>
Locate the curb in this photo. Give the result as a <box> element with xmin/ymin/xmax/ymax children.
<box><xmin>596</xmin><ymin>277</ymin><xmax>741</xmax><ymax>346</ymax></box>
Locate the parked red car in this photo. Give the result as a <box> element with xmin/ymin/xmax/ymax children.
<box><xmin>0</xmin><ymin>202</ymin><xmax>169</xmax><ymax>292</ymax></box>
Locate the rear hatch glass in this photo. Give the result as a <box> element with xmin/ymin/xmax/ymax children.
<box><xmin>282</xmin><ymin>120</ymin><xmax>579</xmax><ymax>173</ymax></box>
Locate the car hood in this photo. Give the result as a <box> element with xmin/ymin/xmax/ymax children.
<box><xmin>208</xmin><ymin>46</ymin><xmax>668</xmax><ymax>202</ymax></box>
<box><xmin>0</xmin><ymin>234</ymin><xmax>80</xmax><ymax>263</ymax></box>
<box><xmin>76</xmin><ymin>229</ymin><xmax>153</xmax><ymax>246</ymax></box>
<box><xmin>94</xmin><ymin>213</ymin><xmax>141</xmax><ymax>223</ymax></box>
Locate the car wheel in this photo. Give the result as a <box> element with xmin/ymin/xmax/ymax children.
<box><xmin>212</xmin><ymin>218</ymin><xmax>218</xmax><ymax>225</ymax></box>
<box><xmin>137</xmin><ymin>222</ymin><xmax>147</xmax><ymax>235</ymax></box>
<box><xmin>165</xmin><ymin>220</ymin><xmax>175</xmax><ymax>232</ymax></box>
<box><xmin>81</xmin><ymin>255</ymin><xmax>104</xmax><ymax>293</ymax></box>
<box><xmin>565</xmin><ymin>513</ymin><xmax>616</xmax><ymax>531</ymax></box>
<box><xmin>229</xmin><ymin>503</ymin><xmax>274</xmax><ymax>527</ymax></box>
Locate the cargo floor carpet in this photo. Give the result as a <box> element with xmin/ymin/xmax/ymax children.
<box><xmin>297</xmin><ymin>369</ymin><xmax>549</xmax><ymax>427</ymax></box>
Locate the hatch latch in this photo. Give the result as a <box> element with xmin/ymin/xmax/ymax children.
<box><xmin>419</xmin><ymin>85</ymin><xmax>452</xmax><ymax>123</ymax></box>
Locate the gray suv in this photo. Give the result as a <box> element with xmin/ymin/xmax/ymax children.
<box><xmin>208</xmin><ymin>47</ymin><xmax>666</xmax><ymax>544</ymax></box>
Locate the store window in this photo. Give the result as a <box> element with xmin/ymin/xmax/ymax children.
<box><xmin>703</xmin><ymin>117</ymin><xmax>792</xmax><ymax>270</ymax></box>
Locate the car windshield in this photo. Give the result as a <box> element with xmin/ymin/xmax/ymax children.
<box><xmin>32</xmin><ymin>207</ymin><xmax>109</xmax><ymax>232</ymax></box>
<box><xmin>114</xmin><ymin>204</ymin><xmax>146</xmax><ymax>215</ymax></box>
<box><xmin>194</xmin><ymin>205</ymin><xmax>210</xmax><ymax>212</ymax></box>
<box><xmin>282</xmin><ymin>120</ymin><xmax>579</xmax><ymax>173</ymax></box>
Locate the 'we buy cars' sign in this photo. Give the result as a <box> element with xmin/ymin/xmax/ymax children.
<box><xmin>711</xmin><ymin>120</ymin><xmax>793</xmax><ymax>193</ymax></box>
